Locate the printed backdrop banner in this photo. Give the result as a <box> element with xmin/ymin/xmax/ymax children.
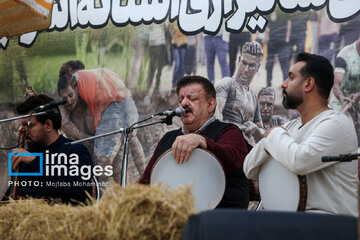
<box><xmin>0</xmin><ymin>0</ymin><xmax>359</xmax><ymax>183</ymax></box>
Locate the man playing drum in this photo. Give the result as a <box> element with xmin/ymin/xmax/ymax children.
<box><xmin>243</xmin><ymin>53</ymin><xmax>358</xmax><ymax>216</ymax></box>
<box><xmin>139</xmin><ymin>76</ymin><xmax>250</xmax><ymax>209</ymax></box>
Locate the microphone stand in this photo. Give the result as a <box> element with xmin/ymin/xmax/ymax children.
<box><xmin>322</xmin><ymin>153</ymin><xmax>360</xmax><ymax>240</ymax></box>
<box><xmin>121</xmin><ymin>114</ymin><xmax>175</xmax><ymax>187</ymax></box>
<box><xmin>0</xmin><ymin>111</ymin><xmax>51</xmax><ymax>124</ymax></box>
<box><xmin>66</xmin><ymin>115</ymin><xmax>175</xmax><ymax>187</ymax></box>
<box><xmin>0</xmin><ymin>108</ymin><xmax>59</xmax><ymax>151</ymax></box>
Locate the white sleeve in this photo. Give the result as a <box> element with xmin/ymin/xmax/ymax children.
<box><xmin>262</xmin><ymin>117</ymin><xmax>354</xmax><ymax>175</ymax></box>
<box><xmin>243</xmin><ymin>139</ymin><xmax>270</xmax><ymax>179</ymax></box>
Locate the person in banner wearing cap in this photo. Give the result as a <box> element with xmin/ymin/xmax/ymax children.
<box><xmin>215</xmin><ymin>41</ymin><xmax>264</xmax><ymax>146</ymax></box>
<box><xmin>5</xmin><ymin>94</ymin><xmax>93</xmax><ymax>204</ymax></box>
<box><xmin>139</xmin><ymin>76</ymin><xmax>250</xmax><ymax>208</ymax></box>
<box><xmin>243</xmin><ymin>53</ymin><xmax>358</xmax><ymax>216</ymax></box>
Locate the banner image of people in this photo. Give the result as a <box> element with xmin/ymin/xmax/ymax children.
<box><xmin>0</xmin><ymin>1</ymin><xmax>359</xmax><ymax>237</ymax></box>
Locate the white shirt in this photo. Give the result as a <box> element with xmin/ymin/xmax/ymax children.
<box><xmin>243</xmin><ymin>109</ymin><xmax>358</xmax><ymax>216</ymax></box>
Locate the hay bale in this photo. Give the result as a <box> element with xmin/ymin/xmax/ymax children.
<box><xmin>0</xmin><ymin>184</ymin><xmax>195</xmax><ymax>240</ymax></box>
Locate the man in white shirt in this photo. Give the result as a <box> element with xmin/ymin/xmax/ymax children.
<box><xmin>243</xmin><ymin>52</ymin><xmax>358</xmax><ymax>216</ymax></box>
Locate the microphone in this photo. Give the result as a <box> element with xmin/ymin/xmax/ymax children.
<box><xmin>154</xmin><ymin>107</ymin><xmax>185</xmax><ymax>117</ymax></box>
<box><xmin>33</xmin><ymin>99</ymin><xmax>67</xmax><ymax>111</ymax></box>
<box><xmin>321</xmin><ymin>153</ymin><xmax>360</xmax><ymax>162</ymax></box>
<box><xmin>321</xmin><ymin>156</ymin><xmax>342</xmax><ymax>162</ymax></box>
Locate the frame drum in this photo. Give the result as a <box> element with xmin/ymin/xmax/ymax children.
<box><xmin>150</xmin><ymin>148</ymin><xmax>225</xmax><ymax>212</ymax></box>
<box><xmin>259</xmin><ymin>158</ymin><xmax>300</xmax><ymax>211</ymax></box>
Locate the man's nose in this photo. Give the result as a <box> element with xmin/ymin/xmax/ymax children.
<box><xmin>281</xmin><ymin>79</ymin><xmax>288</xmax><ymax>89</ymax></box>
<box><xmin>243</xmin><ymin>64</ymin><xmax>250</xmax><ymax>72</ymax></box>
<box><xmin>180</xmin><ymin>97</ymin><xmax>188</xmax><ymax>106</ymax></box>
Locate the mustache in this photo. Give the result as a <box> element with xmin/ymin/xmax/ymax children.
<box><xmin>183</xmin><ymin>106</ymin><xmax>192</xmax><ymax>113</ymax></box>
<box><xmin>282</xmin><ymin>89</ymin><xmax>288</xmax><ymax>96</ymax></box>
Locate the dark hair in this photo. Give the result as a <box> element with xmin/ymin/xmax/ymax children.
<box><xmin>258</xmin><ymin>87</ymin><xmax>275</xmax><ymax>99</ymax></box>
<box><xmin>57</xmin><ymin>74</ymin><xmax>77</xmax><ymax>94</ymax></box>
<box><xmin>15</xmin><ymin>94</ymin><xmax>62</xmax><ymax>130</ymax></box>
<box><xmin>242</xmin><ymin>41</ymin><xmax>263</xmax><ymax>59</ymax></box>
<box><xmin>176</xmin><ymin>76</ymin><xmax>216</xmax><ymax>99</ymax></box>
<box><xmin>59</xmin><ymin>60</ymin><xmax>85</xmax><ymax>77</ymax></box>
<box><xmin>57</xmin><ymin>60</ymin><xmax>84</xmax><ymax>94</ymax></box>
<box><xmin>296</xmin><ymin>52</ymin><xmax>334</xmax><ymax>99</ymax></box>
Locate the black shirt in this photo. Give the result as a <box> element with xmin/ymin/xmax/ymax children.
<box><xmin>16</xmin><ymin>135</ymin><xmax>93</xmax><ymax>204</ymax></box>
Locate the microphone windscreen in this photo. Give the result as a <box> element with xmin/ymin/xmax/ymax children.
<box><xmin>176</xmin><ymin>107</ymin><xmax>185</xmax><ymax>117</ymax></box>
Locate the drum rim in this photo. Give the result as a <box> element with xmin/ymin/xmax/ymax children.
<box><xmin>149</xmin><ymin>148</ymin><xmax>226</xmax><ymax>210</ymax></box>
<box><xmin>297</xmin><ymin>175</ymin><xmax>308</xmax><ymax>211</ymax></box>
<box><xmin>150</xmin><ymin>148</ymin><xmax>225</xmax><ymax>176</ymax></box>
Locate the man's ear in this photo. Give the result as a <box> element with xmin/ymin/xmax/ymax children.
<box><xmin>44</xmin><ymin>119</ymin><xmax>54</xmax><ymax>132</ymax></box>
<box><xmin>304</xmin><ymin>77</ymin><xmax>315</xmax><ymax>93</ymax></box>
<box><xmin>208</xmin><ymin>98</ymin><xmax>217</xmax><ymax>113</ymax></box>
<box><xmin>256</xmin><ymin>62</ymin><xmax>261</xmax><ymax>72</ymax></box>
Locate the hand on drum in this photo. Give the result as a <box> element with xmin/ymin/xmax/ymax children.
<box><xmin>172</xmin><ymin>134</ymin><xmax>207</xmax><ymax>164</ymax></box>
<box><xmin>11</xmin><ymin>148</ymin><xmax>36</xmax><ymax>170</ymax></box>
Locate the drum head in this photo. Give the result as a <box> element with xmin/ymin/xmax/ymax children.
<box><xmin>259</xmin><ymin>158</ymin><xmax>300</xmax><ymax>211</ymax></box>
<box><xmin>150</xmin><ymin>148</ymin><xmax>225</xmax><ymax>211</ymax></box>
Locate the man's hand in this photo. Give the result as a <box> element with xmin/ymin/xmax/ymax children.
<box><xmin>263</xmin><ymin>126</ymin><xmax>286</xmax><ymax>138</ymax></box>
<box><xmin>239</xmin><ymin>121</ymin><xmax>259</xmax><ymax>134</ymax></box>
<box><xmin>172</xmin><ymin>134</ymin><xmax>207</xmax><ymax>164</ymax></box>
<box><xmin>340</xmin><ymin>95</ymin><xmax>352</xmax><ymax>107</ymax></box>
<box><xmin>352</xmin><ymin>92</ymin><xmax>360</xmax><ymax>103</ymax></box>
<box><xmin>239</xmin><ymin>121</ymin><xmax>265</xmax><ymax>143</ymax></box>
<box><xmin>11</xmin><ymin>148</ymin><xmax>36</xmax><ymax>170</ymax></box>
